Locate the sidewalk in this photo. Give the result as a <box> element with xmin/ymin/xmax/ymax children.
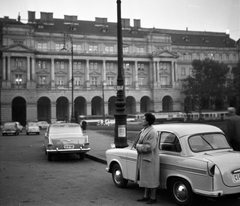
<box><xmin>85</xmin><ymin>130</ymin><xmax>115</xmax><ymax>164</ymax></box>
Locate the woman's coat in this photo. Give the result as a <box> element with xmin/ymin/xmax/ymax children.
<box><xmin>135</xmin><ymin>126</ymin><xmax>160</xmax><ymax>188</ymax></box>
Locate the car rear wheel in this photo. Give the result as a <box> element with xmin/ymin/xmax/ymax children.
<box><xmin>169</xmin><ymin>178</ymin><xmax>193</xmax><ymax>206</ymax></box>
<box><xmin>112</xmin><ymin>164</ymin><xmax>128</xmax><ymax>188</ymax></box>
<box><xmin>47</xmin><ymin>153</ymin><xmax>52</xmax><ymax>161</ymax></box>
<box><xmin>79</xmin><ymin>153</ymin><xmax>85</xmax><ymax>160</ymax></box>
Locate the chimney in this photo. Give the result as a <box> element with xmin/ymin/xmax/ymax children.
<box><xmin>28</xmin><ymin>11</ymin><xmax>35</xmax><ymax>23</ymax></box>
<box><xmin>17</xmin><ymin>12</ymin><xmax>21</xmax><ymax>22</ymax></box>
<box><xmin>134</xmin><ymin>19</ymin><xmax>141</xmax><ymax>28</ymax></box>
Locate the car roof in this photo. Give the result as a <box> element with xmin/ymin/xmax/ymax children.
<box><xmin>153</xmin><ymin>123</ymin><xmax>223</xmax><ymax>137</ymax></box>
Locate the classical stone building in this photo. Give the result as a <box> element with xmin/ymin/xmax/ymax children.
<box><xmin>0</xmin><ymin>11</ymin><xmax>239</xmax><ymax>125</ymax></box>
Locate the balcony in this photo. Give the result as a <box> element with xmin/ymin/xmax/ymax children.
<box><xmin>11</xmin><ymin>84</ymin><xmax>26</xmax><ymax>89</ymax></box>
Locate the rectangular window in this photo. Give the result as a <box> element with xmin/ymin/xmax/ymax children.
<box><xmin>74</xmin><ymin>77</ymin><xmax>81</xmax><ymax>85</ymax></box>
<box><xmin>160</xmin><ymin>75</ymin><xmax>170</xmax><ymax>85</ymax></box>
<box><xmin>107</xmin><ymin>77</ymin><xmax>114</xmax><ymax>85</ymax></box>
<box><xmin>123</xmin><ymin>47</ymin><xmax>129</xmax><ymax>53</ymax></box>
<box><xmin>124</xmin><ymin>63</ymin><xmax>130</xmax><ymax>71</ymax></box>
<box><xmin>38</xmin><ymin>43</ymin><xmax>47</xmax><ymax>51</ymax></box>
<box><xmin>56</xmin><ymin>77</ymin><xmax>64</xmax><ymax>85</ymax></box>
<box><xmin>138</xmin><ymin>77</ymin><xmax>144</xmax><ymax>85</ymax></box>
<box><xmin>55</xmin><ymin>43</ymin><xmax>64</xmax><ymax>51</ymax></box>
<box><xmin>74</xmin><ymin>62</ymin><xmax>82</xmax><ymax>70</ymax></box>
<box><xmin>89</xmin><ymin>45</ymin><xmax>98</xmax><ymax>52</ymax></box>
<box><xmin>15</xmin><ymin>58</ymin><xmax>22</xmax><ymax>67</ymax></box>
<box><xmin>60</xmin><ymin>62</ymin><xmax>64</xmax><ymax>69</ymax></box>
<box><xmin>125</xmin><ymin>77</ymin><xmax>131</xmax><ymax>86</ymax></box>
<box><xmin>138</xmin><ymin>63</ymin><xmax>145</xmax><ymax>71</ymax></box>
<box><xmin>105</xmin><ymin>45</ymin><xmax>114</xmax><ymax>53</ymax></box>
<box><xmin>39</xmin><ymin>76</ymin><xmax>46</xmax><ymax>85</ymax></box>
<box><xmin>181</xmin><ymin>68</ymin><xmax>186</xmax><ymax>76</ymax></box>
<box><xmin>15</xmin><ymin>74</ymin><xmax>22</xmax><ymax>84</ymax></box>
<box><xmin>91</xmin><ymin>77</ymin><xmax>97</xmax><ymax>85</ymax></box>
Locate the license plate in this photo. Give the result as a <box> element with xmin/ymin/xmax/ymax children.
<box><xmin>64</xmin><ymin>145</ymin><xmax>74</xmax><ymax>149</ymax></box>
<box><xmin>232</xmin><ymin>173</ymin><xmax>240</xmax><ymax>183</ymax></box>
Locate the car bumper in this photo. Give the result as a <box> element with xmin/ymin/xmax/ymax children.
<box><xmin>47</xmin><ymin>147</ymin><xmax>90</xmax><ymax>154</ymax></box>
<box><xmin>3</xmin><ymin>131</ymin><xmax>16</xmax><ymax>134</ymax></box>
<box><xmin>194</xmin><ymin>189</ymin><xmax>224</xmax><ymax>197</ymax></box>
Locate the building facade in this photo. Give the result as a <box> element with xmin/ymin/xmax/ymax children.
<box><xmin>0</xmin><ymin>11</ymin><xmax>239</xmax><ymax>125</ymax></box>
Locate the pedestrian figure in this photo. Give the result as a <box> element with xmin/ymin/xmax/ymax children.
<box><xmin>135</xmin><ymin>113</ymin><xmax>159</xmax><ymax>204</ymax></box>
<box><xmin>80</xmin><ymin>119</ymin><xmax>87</xmax><ymax>133</ymax></box>
<box><xmin>226</xmin><ymin>107</ymin><xmax>240</xmax><ymax>151</ymax></box>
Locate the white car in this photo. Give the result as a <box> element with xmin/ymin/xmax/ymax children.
<box><xmin>37</xmin><ymin>121</ymin><xmax>49</xmax><ymax>129</ymax></box>
<box><xmin>26</xmin><ymin>122</ymin><xmax>40</xmax><ymax>135</ymax></box>
<box><xmin>106</xmin><ymin>123</ymin><xmax>240</xmax><ymax>206</ymax></box>
<box><xmin>15</xmin><ymin>122</ymin><xmax>23</xmax><ymax>132</ymax></box>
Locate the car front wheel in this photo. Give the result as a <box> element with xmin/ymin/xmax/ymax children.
<box><xmin>112</xmin><ymin>164</ymin><xmax>128</xmax><ymax>188</ymax></box>
<box><xmin>169</xmin><ymin>178</ymin><xmax>193</xmax><ymax>206</ymax></box>
<box><xmin>47</xmin><ymin>153</ymin><xmax>52</xmax><ymax>161</ymax></box>
<box><xmin>79</xmin><ymin>153</ymin><xmax>85</xmax><ymax>160</ymax></box>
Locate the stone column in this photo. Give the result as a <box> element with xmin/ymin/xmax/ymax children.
<box><xmin>7</xmin><ymin>56</ymin><xmax>11</xmax><ymax>81</ymax></box>
<box><xmin>51</xmin><ymin>58</ymin><xmax>55</xmax><ymax>87</ymax></box>
<box><xmin>2</xmin><ymin>55</ymin><xmax>6</xmax><ymax>80</ymax></box>
<box><xmin>134</xmin><ymin>61</ymin><xmax>139</xmax><ymax>89</ymax></box>
<box><xmin>156</xmin><ymin>61</ymin><xmax>160</xmax><ymax>84</ymax></box>
<box><xmin>31</xmin><ymin>57</ymin><xmax>35</xmax><ymax>81</ymax></box>
<box><xmin>171</xmin><ymin>61</ymin><xmax>174</xmax><ymax>85</ymax></box>
<box><xmin>85</xmin><ymin>59</ymin><xmax>90</xmax><ymax>88</ymax></box>
<box><xmin>27</xmin><ymin>56</ymin><xmax>30</xmax><ymax>81</ymax></box>
<box><xmin>102</xmin><ymin>60</ymin><xmax>106</xmax><ymax>82</ymax></box>
<box><xmin>153</xmin><ymin>61</ymin><xmax>157</xmax><ymax>86</ymax></box>
<box><xmin>86</xmin><ymin>102</ymin><xmax>91</xmax><ymax>115</ymax></box>
<box><xmin>69</xmin><ymin>58</ymin><xmax>72</xmax><ymax>87</ymax></box>
<box><xmin>51</xmin><ymin>101</ymin><xmax>57</xmax><ymax>123</ymax></box>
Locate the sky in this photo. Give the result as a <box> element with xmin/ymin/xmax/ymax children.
<box><xmin>0</xmin><ymin>0</ymin><xmax>240</xmax><ymax>40</ymax></box>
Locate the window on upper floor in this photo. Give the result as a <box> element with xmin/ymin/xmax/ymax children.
<box><xmin>38</xmin><ymin>61</ymin><xmax>46</xmax><ymax>69</ymax></box>
<box><xmin>56</xmin><ymin>61</ymin><xmax>65</xmax><ymax>69</ymax></box>
<box><xmin>181</xmin><ymin>68</ymin><xmax>186</xmax><ymax>76</ymax></box>
<box><xmin>14</xmin><ymin>58</ymin><xmax>23</xmax><ymax>67</ymax></box>
<box><xmin>73</xmin><ymin>44</ymin><xmax>82</xmax><ymax>52</ymax></box>
<box><xmin>138</xmin><ymin>63</ymin><xmax>145</xmax><ymax>71</ymax></box>
<box><xmin>160</xmin><ymin>75</ymin><xmax>170</xmax><ymax>85</ymax></box>
<box><xmin>105</xmin><ymin>45</ymin><xmax>114</xmax><ymax>53</ymax></box>
<box><xmin>73</xmin><ymin>62</ymin><xmax>82</xmax><ymax>70</ymax></box>
<box><xmin>15</xmin><ymin>74</ymin><xmax>22</xmax><ymax>84</ymax></box>
<box><xmin>106</xmin><ymin>63</ymin><xmax>114</xmax><ymax>70</ymax></box>
<box><xmin>39</xmin><ymin>76</ymin><xmax>47</xmax><ymax>85</ymax></box>
<box><xmin>91</xmin><ymin>77</ymin><xmax>98</xmax><ymax>85</ymax></box>
<box><xmin>125</xmin><ymin>77</ymin><xmax>131</xmax><ymax>86</ymax></box>
<box><xmin>38</xmin><ymin>43</ymin><xmax>47</xmax><ymax>51</ymax></box>
<box><xmin>74</xmin><ymin>77</ymin><xmax>81</xmax><ymax>85</ymax></box>
<box><xmin>124</xmin><ymin>63</ymin><xmax>130</xmax><ymax>71</ymax></box>
<box><xmin>136</xmin><ymin>47</ymin><xmax>144</xmax><ymax>53</ymax></box>
<box><xmin>107</xmin><ymin>77</ymin><xmax>114</xmax><ymax>85</ymax></box>
<box><xmin>55</xmin><ymin>43</ymin><xmax>64</xmax><ymax>51</ymax></box>
<box><xmin>89</xmin><ymin>45</ymin><xmax>98</xmax><ymax>52</ymax></box>
<box><xmin>90</xmin><ymin>62</ymin><xmax>98</xmax><ymax>70</ymax></box>
<box><xmin>123</xmin><ymin>46</ymin><xmax>129</xmax><ymax>53</ymax></box>
<box><xmin>138</xmin><ymin>77</ymin><xmax>145</xmax><ymax>85</ymax></box>
<box><xmin>56</xmin><ymin>77</ymin><xmax>64</xmax><ymax>85</ymax></box>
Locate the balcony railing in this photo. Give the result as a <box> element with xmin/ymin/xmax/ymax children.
<box><xmin>11</xmin><ymin>84</ymin><xmax>26</xmax><ymax>89</ymax></box>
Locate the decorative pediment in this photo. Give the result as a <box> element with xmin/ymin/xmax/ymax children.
<box><xmin>124</xmin><ymin>71</ymin><xmax>132</xmax><ymax>76</ymax></box>
<box><xmin>11</xmin><ymin>67</ymin><xmax>26</xmax><ymax>73</ymax></box>
<box><xmin>152</xmin><ymin>50</ymin><xmax>178</xmax><ymax>58</ymax></box>
<box><xmin>106</xmin><ymin>71</ymin><xmax>117</xmax><ymax>76</ymax></box>
<box><xmin>160</xmin><ymin>70</ymin><xmax>170</xmax><ymax>75</ymax></box>
<box><xmin>36</xmin><ymin>69</ymin><xmax>50</xmax><ymax>74</ymax></box>
<box><xmin>138</xmin><ymin>71</ymin><xmax>147</xmax><ymax>76</ymax></box>
<box><xmin>89</xmin><ymin>71</ymin><xmax>101</xmax><ymax>75</ymax></box>
<box><xmin>2</xmin><ymin>44</ymin><xmax>35</xmax><ymax>53</ymax></box>
<box><xmin>55</xmin><ymin>70</ymin><xmax>67</xmax><ymax>75</ymax></box>
<box><xmin>74</xmin><ymin>70</ymin><xmax>84</xmax><ymax>75</ymax></box>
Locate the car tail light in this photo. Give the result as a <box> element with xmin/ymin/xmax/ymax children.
<box><xmin>207</xmin><ymin>162</ymin><xmax>216</xmax><ymax>177</ymax></box>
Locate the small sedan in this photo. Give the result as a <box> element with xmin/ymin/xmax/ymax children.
<box><xmin>26</xmin><ymin>122</ymin><xmax>40</xmax><ymax>135</ymax></box>
<box><xmin>37</xmin><ymin>121</ymin><xmax>49</xmax><ymax>129</ymax></box>
<box><xmin>106</xmin><ymin>123</ymin><xmax>240</xmax><ymax>206</ymax></box>
<box><xmin>2</xmin><ymin>122</ymin><xmax>20</xmax><ymax>136</ymax></box>
<box><xmin>44</xmin><ymin>123</ymin><xmax>90</xmax><ymax>161</ymax></box>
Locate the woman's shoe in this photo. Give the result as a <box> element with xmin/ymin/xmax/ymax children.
<box><xmin>137</xmin><ymin>197</ymin><xmax>150</xmax><ymax>202</ymax></box>
<box><xmin>146</xmin><ymin>198</ymin><xmax>157</xmax><ymax>204</ymax></box>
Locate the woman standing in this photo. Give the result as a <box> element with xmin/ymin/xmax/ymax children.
<box><xmin>135</xmin><ymin>113</ymin><xmax>160</xmax><ymax>204</ymax></box>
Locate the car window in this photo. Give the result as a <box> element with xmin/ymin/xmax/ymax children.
<box><xmin>188</xmin><ymin>133</ymin><xmax>231</xmax><ymax>152</ymax></box>
<box><xmin>49</xmin><ymin>124</ymin><xmax>82</xmax><ymax>135</ymax></box>
<box><xmin>29</xmin><ymin>123</ymin><xmax>38</xmax><ymax>126</ymax></box>
<box><xmin>159</xmin><ymin>132</ymin><xmax>182</xmax><ymax>152</ymax></box>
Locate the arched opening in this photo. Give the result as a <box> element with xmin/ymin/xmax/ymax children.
<box><xmin>12</xmin><ymin>97</ymin><xmax>26</xmax><ymax>126</ymax></box>
<box><xmin>108</xmin><ymin>96</ymin><xmax>117</xmax><ymax>115</ymax></box>
<box><xmin>56</xmin><ymin>97</ymin><xmax>69</xmax><ymax>121</ymax></box>
<box><xmin>75</xmin><ymin>97</ymin><xmax>87</xmax><ymax>116</ymax></box>
<box><xmin>37</xmin><ymin>97</ymin><xmax>51</xmax><ymax>122</ymax></box>
<box><xmin>162</xmin><ymin>96</ymin><xmax>173</xmax><ymax>112</ymax></box>
<box><xmin>126</xmin><ymin>96</ymin><xmax>136</xmax><ymax>114</ymax></box>
<box><xmin>91</xmin><ymin>96</ymin><xmax>102</xmax><ymax>115</ymax></box>
<box><xmin>140</xmin><ymin>96</ymin><xmax>152</xmax><ymax>113</ymax></box>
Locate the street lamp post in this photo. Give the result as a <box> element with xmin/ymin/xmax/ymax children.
<box><xmin>102</xmin><ymin>81</ymin><xmax>106</xmax><ymax>125</ymax></box>
<box><xmin>114</xmin><ymin>0</ymin><xmax>128</xmax><ymax>148</ymax></box>
<box><xmin>61</xmin><ymin>34</ymin><xmax>75</xmax><ymax>123</ymax></box>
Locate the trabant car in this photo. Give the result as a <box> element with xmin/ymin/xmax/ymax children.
<box><xmin>37</xmin><ymin>121</ymin><xmax>49</xmax><ymax>129</ymax></box>
<box><xmin>2</xmin><ymin>122</ymin><xmax>20</xmax><ymax>136</ymax></box>
<box><xmin>105</xmin><ymin>123</ymin><xmax>240</xmax><ymax>206</ymax></box>
<box><xmin>44</xmin><ymin>123</ymin><xmax>90</xmax><ymax>161</ymax></box>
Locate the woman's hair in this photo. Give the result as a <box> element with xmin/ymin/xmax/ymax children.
<box><xmin>144</xmin><ymin>113</ymin><xmax>156</xmax><ymax>125</ymax></box>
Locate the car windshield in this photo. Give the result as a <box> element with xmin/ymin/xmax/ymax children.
<box><xmin>49</xmin><ymin>124</ymin><xmax>82</xmax><ymax>135</ymax></box>
<box><xmin>29</xmin><ymin>123</ymin><xmax>38</xmax><ymax>126</ymax></box>
<box><xmin>188</xmin><ymin>133</ymin><xmax>231</xmax><ymax>152</ymax></box>
<box><xmin>4</xmin><ymin>123</ymin><xmax>15</xmax><ymax>128</ymax></box>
